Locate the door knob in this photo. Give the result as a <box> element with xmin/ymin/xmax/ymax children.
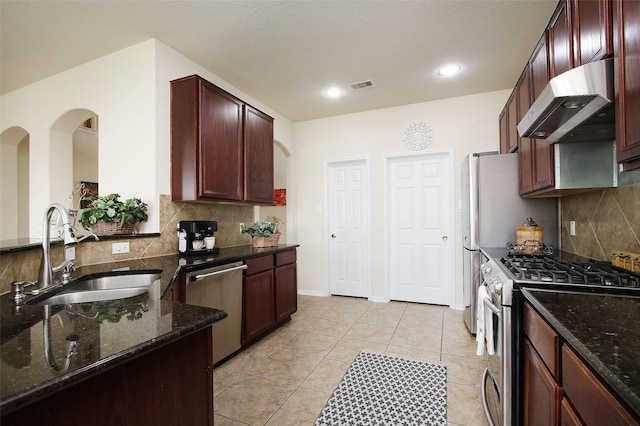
<box><xmin>331</xmin><ymin>234</ymin><xmax>336</xmax><ymax>238</ymax></box>
<box><xmin>442</xmin><ymin>236</ymin><xmax>448</xmax><ymax>241</ymax></box>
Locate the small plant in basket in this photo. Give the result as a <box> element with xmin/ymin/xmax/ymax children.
<box><xmin>79</xmin><ymin>193</ymin><xmax>148</xmax><ymax>235</ymax></box>
<box><xmin>241</xmin><ymin>217</ymin><xmax>283</xmax><ymax>247</ymax></box>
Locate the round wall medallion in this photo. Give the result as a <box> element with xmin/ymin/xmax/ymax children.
<box><xmin>404</xmin><ymin>121</ymin><xmax>433</xmax><ymax>151</ymax></box>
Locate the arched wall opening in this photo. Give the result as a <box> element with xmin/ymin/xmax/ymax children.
<box><xmin>1</xmin><ymin>126</ymin><xmax>30</xmax><ymax>240</ymax></box>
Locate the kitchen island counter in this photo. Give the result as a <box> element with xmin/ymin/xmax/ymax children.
<box><xmin>522</xmin><ymin>288</ymin><xmax>640</xmax><ymax>417</ymax></box>
<box><xmin>0</xmin><ymin>244</ymin><xmax>297</xmax><ymax>417</ymax></box>
<box><xmin>0</xmin><ymin>286</ymin><xmax>226</xmax><ymax>417</ymax></box>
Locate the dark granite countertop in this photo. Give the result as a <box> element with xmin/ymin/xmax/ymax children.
<box><xmin>0</xmin><ymin>244</ymin><xmax>298</xmax><ymax>415</ymax></box>
<box><xmin>522</xmin><ymin>288</ymin><xmax>640</xmax><ymax>416</ymax></box>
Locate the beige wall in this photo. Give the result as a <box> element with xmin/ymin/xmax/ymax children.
<box><xmin>0</xmin><ymin>39</ymin><xmax>295</xmax><ymax>240</ymax></box>
<box><xmin>292</xmin><ymin>90</ymin><xmax>510</xmax><ymax>307</ymax></box>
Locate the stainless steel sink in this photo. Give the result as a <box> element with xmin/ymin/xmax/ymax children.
<box><xmin>71</xmin><ymin>271</ymin><xmax>162</xmax><ymax>291</ymax></box>
<box><xmin>30</xmin><ymin>270</ymin><xmax>162</xmax><ymax>305</ymax></box>
<box><xmin>41</xmin><ymin>287</ymin><xmax>150</xmax><ymax>305</ymax></box>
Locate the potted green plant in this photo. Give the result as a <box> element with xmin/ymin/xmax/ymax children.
<box><xmin>241</xmin><ymin>216</ymin><xmax>282</xmax><ymax>248</ymax></box>
<box><xmin>79</xmin><ymin>193</ymin><xmax>148</xmax><ymax>235</ymax></box>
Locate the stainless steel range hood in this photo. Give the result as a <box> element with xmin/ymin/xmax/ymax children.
<box><xmin>517</xmin><ymin>59</ymin><xmax>615</xmax><ymax>144</ymax></box>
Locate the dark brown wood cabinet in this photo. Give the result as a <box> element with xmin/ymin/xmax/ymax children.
<box><xmin>613</xmin><ymin>0</ymin><xmax>640</xmax><ymax>170</ymax></box>
<box><xmin>244</xmin><ymin>105</ymin><xmax>275</xmax><ymax>204</ymax></box>
<box><xmin>524</xmin><ymin>340</ymin><xmax>561</xmax><ymax>425</ymax></box>
<box><xmin>549</xmin><ymin>0</ymin><xmax>574</xmax><ymax>78</ymax></box>
<box><xmin>499</xmin><ymin>105</ymin><xmax>509</xmax><ymax>154</ymax></box>
<box><xmin>503</xmin><ymin>0</ymin><xmax>621</xmax><ymax>195</ymax></box>
<box><xmin>516</xmin><ymin>67</ymin><xmax>535</xmax><ymax>195</ymax></box>
<box><xmin>2</xmin><ymin>328</ymin><xmax>214</xmax><ymax>426</ymax></box>
<box><xmin>529</xmin><ymin>33</ymin><xmax>556</xmax><ymax>193</ymax></box>
<box><xmin>499</xmin><ymin>91</ymin><xmax>519</xmax><ymax>154</ymax></box>
<box><xmin>560</xmin><ymin>398</ymin><xmax>583</xmax><ymax>426</ymax></box>
<box><xmin>524</xmin><ymin>302</ymin><xmax>640</xmax><ymax>426</ymax></box>
<box><xmin>171</xmin><ymin>75</ymin><xmax>274</xmax><ymax>204</ymax></box>
<box><xmin>243</xmin><ymin>254</ymin><xmax>276</xmax><ymax>343</ymax></box>
<box><xmin>275</xmin><ymin>250</ymin><xmax>298</xmax><ymax>322</ymax></box>
<box><xmin>523</xmin><ymin>302</ymin><xmax>562</xmax><ymax>425</ymax></box>
<box><xmin>563</xmin><ymin>345</ymin><xmax>638</xmax><ymax>425</ymax></box>
<box><xmin>242</xmin><ymin>249</ymin><xmax>297</xmax><ymax>345</ymax></box>
<box><xmin>572</xmin><ymin>0</ymin><xmax>613</xmax><ymax>66</ymax></box>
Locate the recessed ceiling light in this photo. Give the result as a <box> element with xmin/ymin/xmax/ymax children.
<box><xmin>438</xmin><ymin>64</ymin><xmax>461</xmax><ymax>77</ymax></box>
<box><xmin>324</xmin><ymin>87</ymin><xmax>343</xmax><ymax>98</ymax></box>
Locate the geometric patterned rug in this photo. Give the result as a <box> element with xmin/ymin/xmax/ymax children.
<box><xmin>314</xmin><ymin>351</ymin><xmax>447</xmax><ymax>426</ymax></box>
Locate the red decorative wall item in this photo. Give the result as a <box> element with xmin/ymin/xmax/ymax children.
<box><xmin>274</xmin><ymin>189</ymin><xmax>286</xmax><ymax>206</ymax></box>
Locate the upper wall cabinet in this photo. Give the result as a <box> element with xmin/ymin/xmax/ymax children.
<box><xmin>502</xmin><ymin>0</ymin><xmax>622</xmax><ymax>196</ymax></box>
<box><xmin>171</xmin><ymin>75</ymin><xmax>274</xmax><ymax>204</ymax></box>
<box><xmin>572</xmin><ymin>0</ymin><xmax>613</xmax><ymax>66</ymax></box>
<box><xmin>499</xmin><ymin>90</ymin><xmax>519</xmax><ymax>154</ymax></box>
<box><xmin>549</xmin><ymin>0</ymin><xmax>573</xmax><ymax>78</ymax></box>
<box><xmin>244</xmin><ymin>105</ymin><xmax>275</xmax><ymax>204</ymax></box>
<box><xmin>613</xmin><ymin>0</ymin><xmax>640</xmax><ymax>171</ymax></box>
<box><xmin>516</xmin><ymin>67</ymin><xmax>535</xmax><ymax>195</ymax></box>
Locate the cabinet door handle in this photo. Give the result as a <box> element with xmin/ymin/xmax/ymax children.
<box><xmin>442</xmin><ymin>236</ymin><xmax>448</xmax><ymax>241</ymax></box>
<box><xmin>331</xmin><ymin>234</ymin><xmax>336</xmax><ymax>238</ymax></box>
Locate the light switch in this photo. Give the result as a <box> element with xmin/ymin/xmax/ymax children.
<box><xmin>570</xmin><ymin>221</ymin><xmax>576</xmax><ymax>236</ymax></box>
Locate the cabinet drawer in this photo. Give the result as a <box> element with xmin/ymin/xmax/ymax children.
<box><xmin>524</xmin><ymin>303</ymin><xmax>560</xmax><ymax>380</ymax></box>
<box><xmin>275</xmin><ymin>250</ymin><xmax>296</xmax><ymax>267</ymax></box>
<box><xmin>562</xmin><ymin>345</ymin><xmax>638</xmax><ymax>425</ymax></box>
<box><xmin>244</xmin><ymin>255</ymin><xmax>274</xmax><ymax>275</ymax></box>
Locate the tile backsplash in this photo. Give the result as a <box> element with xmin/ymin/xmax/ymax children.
<box><xmin>561</xmin><ymin>183</ymin><xmax>640</xmax><ymax>260</ymax></box>
<box><xmin>0</xmin><ymin>195</ymin><xmax>254</xmax><ymax>293</ymax></box>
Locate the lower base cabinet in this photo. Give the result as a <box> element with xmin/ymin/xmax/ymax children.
<box><xmin>562</xmin><ymin>345</ymin><xmax>639</xmax><ymax>425</ymax></box>
<box><xmin>243</xmin><ymin>249</ymin><xmax>297</xmax><ymax>345</ymax></box>
<box><xmin>2</xmin><ymin>328</ymin><xmax>214</xmax><ymax>426</ymax></box>
<box><xmin>524</xmin><ymin>339</ymin><xmax>561</xmax><ymax>425</ymax></box>
<box><xmin>524</xmin><ymin>302</ymin><xmax>639</xmax><ymax>425</ymax></box>
<box><xmin>243</xmin><ymin>268</ymin><xmax>276</xmax><ymax>343</ymax></box>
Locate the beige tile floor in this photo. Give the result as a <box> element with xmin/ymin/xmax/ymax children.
<box><xmin>213</xmin><ymin>295</ymin><xmax>490</xmax><ymax>426</ymax></box>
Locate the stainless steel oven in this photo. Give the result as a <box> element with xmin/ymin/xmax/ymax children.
<box><xmin>478</xmin><ymin>247</ymin><xmax>640</xmax><ymax>426</ymax></box>
<box><xmin>479</xmin><ymin>254</ymin><xmax>513</xmax><ymax>426</ymax></box>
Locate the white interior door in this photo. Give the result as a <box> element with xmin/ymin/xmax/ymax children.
<box><xmin>386</xmin><ymin>151</ymin><xmax>453</xmax><ymax>305</ymax></box>
<box><xmin>327</xmin><ymin>159</ymin><xmax>371</xmax><ymax>298</ymax></box>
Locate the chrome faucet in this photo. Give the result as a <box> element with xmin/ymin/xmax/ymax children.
<box><xmin>38</xmin><ymin>203</ymin><xmax>78</xmax><ymax>290</ymax></box>
<box><xmin>12</xmin><ymin>205</ymin><xmax>98</xmax><ymax>307</ymax></box>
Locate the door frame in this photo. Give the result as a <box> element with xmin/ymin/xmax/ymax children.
<box><xmin>383</xmin><ymin>148</ymin><xmax>455</xmax><ymax>307</ymax></box>
<box><xmin>324</xmin><ymin>156</ymin><xmax>372</xmax><ymax>298</ymax></box>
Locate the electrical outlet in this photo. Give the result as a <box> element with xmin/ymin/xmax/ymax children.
<box><xmin>65</xmin><ymin>246</ymin><xmax>76</xmax><ymax>261</ymax></box>
<box><xmin>570</xmin><ymin>221</ymin><xmax>576</xmax><ymax>236</ymax></box>
<box><xmin>112</xmin><ymin>242</ymin><xmax>130</xmax><ymax>254</ymax></box>
<box><xmin>239</xmin><ymin>223</ymin><xmax>245</xmax><ymax>233</ymax></box>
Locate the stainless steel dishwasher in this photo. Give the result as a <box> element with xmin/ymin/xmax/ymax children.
<box><xmin>185</xmin><ymin>261</ymin><xmax>247</xmax><ymax>365</ymax></box>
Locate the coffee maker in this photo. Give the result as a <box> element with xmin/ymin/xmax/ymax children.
<box><xmin>177</xmin><ymin>220</ymin><xmax>218</xmax><ymax>255</ymax></box>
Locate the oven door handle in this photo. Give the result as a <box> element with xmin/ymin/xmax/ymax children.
<box><xmin>481</xmin><ymin>368</ymin><xmax>497</xmax><ymax>426</ymax></box>
<box><xmin>482</xmin><ymin>295</ymin><xmax>501</xmax><ymax>317</ymax></box>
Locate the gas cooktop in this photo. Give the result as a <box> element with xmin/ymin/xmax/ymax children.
<box><xmin>501</xmin><ymin>254</ymin><xmax>640</xmax><ymax>289</ymax></box>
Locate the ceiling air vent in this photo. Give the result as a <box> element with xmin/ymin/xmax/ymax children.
<box><xmin>348</xmin><ymin>80</ymin><xmax>376</xmax><ymax>91</ymax></box>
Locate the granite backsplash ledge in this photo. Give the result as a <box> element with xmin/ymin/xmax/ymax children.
<box><xmin>561</xmin><ymin>183</ymin><xmax>640</xmax><ymax>261</ymax></box>
<box><xmin>0</xmin><ymin>195</ymin><xmax>254</xmax><ymax>294</ymax></box>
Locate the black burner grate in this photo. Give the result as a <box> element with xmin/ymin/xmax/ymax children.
<box><xmin>501</xmin><ymin>255</ymin><xmax>640</xmax><ymax>288</ymax></box>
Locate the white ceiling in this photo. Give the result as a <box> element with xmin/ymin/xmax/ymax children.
<box><xmin>0</xmin><ymin>0</ymin><xmax>558</xmax><ymax>122</ymax></box>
